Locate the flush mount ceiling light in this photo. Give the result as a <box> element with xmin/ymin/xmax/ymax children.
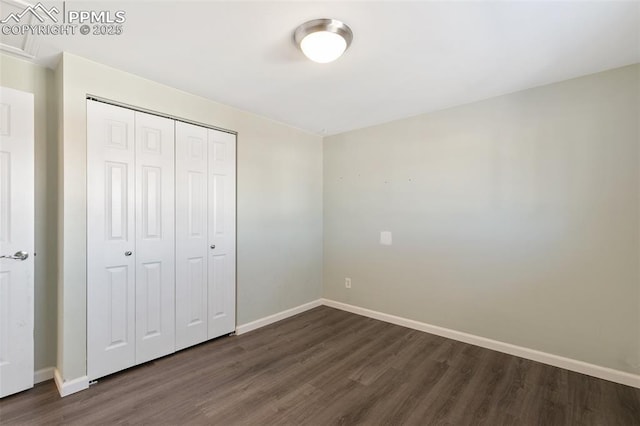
<box><xmin>294</xmin><ymin>19</ymin><xmax>353</xmax><ymax>64</ymax></box>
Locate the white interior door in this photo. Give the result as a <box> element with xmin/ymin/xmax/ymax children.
<box><xmin>87</xmin><ymin>100</ymin><xmax>136</xmax><ymax>380</ymax></box>
<box><xmin>175</xmin><ymin>121</ymin><xmax>208</xmax><ymax>350</ymax></box>
<box><xmin>207</xmin><ymin>129</ymin><xmax>236</xmax><ymax>338</ymax></box>
<box><xmin>134</xmin><ymin>111</ymin><xmax>175</xmax><ymax>364</ymax></box>
<box><xmin>0</xmin><ymin>87</ymin><xmax>34</xmax><ymax>398</ymax></box>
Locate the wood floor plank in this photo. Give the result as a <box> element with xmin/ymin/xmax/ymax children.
<box><xmin>450</xmin><ymin>351</ymin><xmax>512</xmax><ymax>425</ymax></box>
<box><xmin>403</xmin><ymin>346</ymin><xmax>487</xmax><ymax>425</ymax></box>
<box><xmin>1</xmin><ymin>306</ymin><xmax>639</xmax><ymax>425</ymax></box>
<box><xmin>369</xmin><ymin>358</ymin><xmax>450</xmax><ymax>425</ymax></box>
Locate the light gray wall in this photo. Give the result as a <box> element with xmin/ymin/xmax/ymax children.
<box><xmin>323</xmin><ymin>64</ymin><xmax>640</xmax><ymax>374</ymax></box>
<box><xmin>0</xmin><ymin>54</ymin><xmax>58</xmax><ymax>371</ymax></box>
<box><xmin>58</xmin><ymin>52</ymin><xmax>323</xmax><ymax>380</ymax></box>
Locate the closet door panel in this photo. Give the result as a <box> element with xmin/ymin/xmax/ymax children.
<box><xmin>208</xmin><ymin>129</ymin><xmax>236</xmax><ymax>338</ymax></box>
<box><xmin>175</xmin><ymin>121</ymin><xmax>208</xmax><ymax>350</ymax></box>
<box><xmin>135</xmin><ymin>112</ymin><xmax>175</xmax><ymax>364</ymax></box>
<box><xmin>87</xmin><ymin>101</ymin><xmax>136</xmax><ymax>380</ymax></box>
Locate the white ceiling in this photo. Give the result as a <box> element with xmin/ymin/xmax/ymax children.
<box><xmin>27</xmin><ymin>1</ymin><xmax>640</xmax><ymax>135</ymax></box>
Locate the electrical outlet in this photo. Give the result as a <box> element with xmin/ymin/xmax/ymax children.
<box><xmin>345</xmin><ymin>278</ymin><xmax>351</xmax><ymax>289</ymax></box>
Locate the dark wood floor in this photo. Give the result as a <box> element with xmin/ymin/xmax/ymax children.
<box><xmin>1</xmin><ymin>306</ymin><xmax>639</xmax><ymax>425</ymax></box>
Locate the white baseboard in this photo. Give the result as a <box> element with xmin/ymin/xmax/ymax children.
<box><xmin>54</xmin><ymin>368</ymin><xmax>89</xmax><ymax>397</ymax></box>
<box><xmin>34</xmin><ymin>367</ymin><xmax>54</xmax><ymax>384</ymax></box>
<box><xmin>322</xmin><ymin>298</ymin><xmax>640</xmax><ymax>389</ymax></box>
<box><xmin>236</xmin><ymin>299</ymin><xmax>323</xmax><ymax>335</ymax></box>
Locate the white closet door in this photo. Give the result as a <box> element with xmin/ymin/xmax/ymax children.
<box><xmin>175</xmin><ymin>121</ymin><xmax>208</xmax><ymax>350</ymax></box>
<box><xmin>134</xmin><ymin>112</ymin><xmax>175</xmax><ymax>364</ymax></box>
<box><xmin>207</xmin><ymin>129</ymin><xmax>236</xmax><ymax>338</ymax></box>
<box><xmin>87</xmin><ymin>101</ymin><xmax>136</xmax><ymax>380</ymax></box>
<box><xmin>0</xmin><ymin>87</ymin><xmax>34</xmax><ymax>398</ymax></box>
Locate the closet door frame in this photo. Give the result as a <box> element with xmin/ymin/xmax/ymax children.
<box><xmin>87</xmin><ymin>97</ymin><xmax>237</xmax><ymax>377</ymax></box>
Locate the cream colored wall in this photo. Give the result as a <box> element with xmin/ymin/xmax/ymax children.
<box><xmin>323</xmin><ymin>64</ymin><xmax>640</xmax><ymax>374</ymax></box>
<box><xmin>0</xmin><ymin>53</ymin><xmax>58</xmax><ymax>371</ymax></box>
<box><xmin>58</xmin><ymin>52</ymin><xmax>323</xmax><ymax>380</ymax></box>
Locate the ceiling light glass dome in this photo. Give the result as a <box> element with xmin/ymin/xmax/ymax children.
<box><xmin>294</xmin><ymin>19</ymin><xmax>353</xmax><ymax>64</ymax></box>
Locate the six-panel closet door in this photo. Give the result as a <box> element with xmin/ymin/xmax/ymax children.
<box><xmin>175</xmin><ymin>122</ymin><xmax>236</xmax><ymax>350</ymax></box>
<box><xmin>87</xmin><ymin>101</ymin><xmax>136</xmax><ymax>380</ymax></box>
<box><xmin>134</xmin><ymin>112</ymin><xmax>175</xmax><ymax>365</ymax></box>
<box><xmin>207</xmin><ymin>129</ymin><xmax>236</xmax><ymax>339</ymax></box>
<box><xmin>175</xmin><ymin>122</ymin><xmax>209</xmax><ymax>350</ymax></box>
<box><xmin>87</xmin><ymin>101</ymin><xmax>175</xmax><ymax>380</ymax></box>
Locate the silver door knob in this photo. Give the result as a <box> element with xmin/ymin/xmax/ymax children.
<box><xmin>124</xmin><ymin>251</ymin><xmax>132</xmax><ymax>256</ymax></box>
<box><xmin>0</xmin><ymin>251</ymin><xmax>29</xmax><ymax>261</ymax></box>
<box><xmin>210</xmin><ymin>245</ymin><xmax>215</xmax><ymax>249</ymax></box>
